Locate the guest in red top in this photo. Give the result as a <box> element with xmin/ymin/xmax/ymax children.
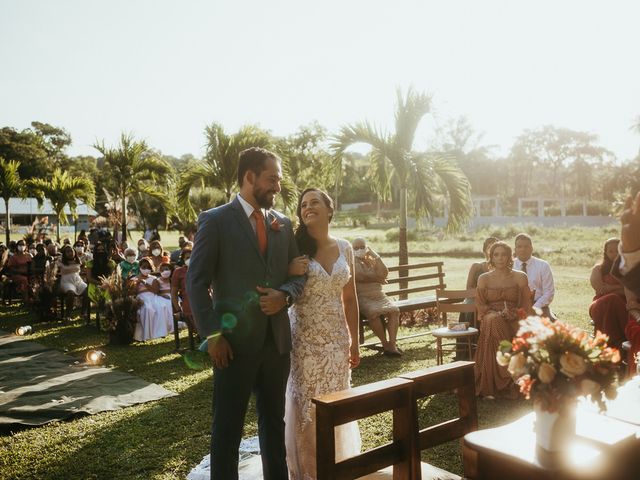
<box><xmin>589</xmin><ymin>238</ymin><xmax>628</xmax><ymax>348</ymax></box>
<box><xmin>7</xmin><ymin>239</ymin><xmax>32</xmax><ymax>301</ymax></box>
<box><xmin>171</xmin><ymin>247</ymin><xmax>194</xmax><ymax>330</ymax></box>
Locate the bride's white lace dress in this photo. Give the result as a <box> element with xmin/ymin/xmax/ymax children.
<box><xmin>285</xmin><ymin>238</ymin><xmax>361</xmax><ymax>479</ymax></box>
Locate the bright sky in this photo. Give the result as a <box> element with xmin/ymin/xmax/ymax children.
<box><xmin>2</xmin><ymin>0</ymin><xmax>639</xmax><ymax>162</ymax></box>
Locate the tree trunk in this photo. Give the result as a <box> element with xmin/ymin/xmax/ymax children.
<box><xmin>4</xmin><ymin>197</ymin><xmax>10</xmax><ymax>246</ymax></box>
<box><xmin>398</xmin><ymin>186</ymin><xmax>409</xmax><ymax>300</ymax></box>
<box><xmin>56</xmin><ymin>213</ymin><xmax>61</xmax><ymax>241</ymax></box>
<box><xmin>121</xmin><ymin>194</ymin><xmax>127</xmax><ymax>242</ymax></box>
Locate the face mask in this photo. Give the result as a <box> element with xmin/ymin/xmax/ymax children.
<box><xmin>29</xmin><ymin>249</ymin><xmax>37</xmax><ymax>256</ymax></box>
<box><xmin>17</xmin><ymin>245</ymin><xmax>25</xmax><ymax>252</ymax></box>
<box><xmin>126</xmin><ymin>256</ymin><xmax>136</xmax><ymax>263</ymax></box>
<box><xmin>152</xmin><ymin>249</ymin><xmax>161</xmax><ymax>257</ymax></box>
<box><xmin>160</xmin><ymin>270</ymin><xmax>171</xmax><ymax>278</ymax></box>
<box><xmin>75</xmin><ymin>247</ymin><xmax>84</xmax><ymax>254</ymax></box>
<box><xmin>138</xmin><ymin>245</ymin><xmax>146</xmax><ymax>252</ymax></box>
<box><xmin>354</xmin><ymin>249</ymin><xmax>366</xmax><ymax>258</ymax></box>
<box><xmin>184</xmin><ymin>258</ymin><xmax>190</xmax><ymax>267</ymax></box>
<box><xmin>140</xmin><ymin>268</ymin><xmax>151</xmax><ymax>276</ymax></box>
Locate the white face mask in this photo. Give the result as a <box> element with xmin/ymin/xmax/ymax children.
<box><xmin>160</xmin><ymin>270</ymin><xmax>171</xmax><ymax>278</ymax></box>
<box><xmin>184</xmin><ymin>258</ymin><xmax>190</xmax><ymax>267</ymax></box>
<box><xmin>126</xmin><ymin>256</ymin><xmax>136</xmax><ymax>263</ymax></box>
<box><xmin>17</xmin><ymin>245</ymin><xmax>25</xmax><ymax>252</ymax></box>
<box><xmin>29</xmin><ymin>249</ymin><xmax>37</xmax><ymax>256</ymax></box>
<box><xmin>75</xmin><ymin>247</ymin><xmax>84</xmax><ymax>254</ymax></box>
<box><xmin>138</xmin><ymin>245</ymin><xmax>146</xmax><ymax>252</ymax></box>
<box><xmin>354</xmin><ymin>248</ymin><xmax>366</xmax><ymax>258</ymax></box>
<box><xmin>152</xmin><ymin>249</ymin><xmax>161</xmax><ymax>257</ymax></box>
<box><xmin>140</xmin><ymin>268</ymin><xmax>152</xmax><ymax>276</ymax></box>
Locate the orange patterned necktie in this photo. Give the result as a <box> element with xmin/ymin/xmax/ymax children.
<box><xmin>252</xmin><ymin>209</ymin><xmax>267</xmax><ymax>256</ymax></box>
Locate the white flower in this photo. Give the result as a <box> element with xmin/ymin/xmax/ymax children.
<box><xmin>508</xmin><ymin>352</ymin><xmax>527</xmax><ymax>376</ymax></box>
<box><xmin>538</xmin><ymin>362</ymin><xmax>557</xmax><ymax>384</ymax></box>
<box><xmin>496</xmin><ymin>351</ymin><xmax>511</xmax><ymax>367</ymax></box>
<box><xmin>559</xmin><ymin>352</ymin><xmax>587</xmax><ymax>378</ymax></box>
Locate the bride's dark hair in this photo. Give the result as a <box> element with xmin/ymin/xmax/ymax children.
<box><xmin>294</xmin><ymin>188</ymin><xmax>334</xmax><ymax>258</ymax></box>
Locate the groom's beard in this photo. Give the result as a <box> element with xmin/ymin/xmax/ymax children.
<box><xmin>254</xmin><ymin>186</ymin><xmax>277</xmax><ymax>209</ymax></box>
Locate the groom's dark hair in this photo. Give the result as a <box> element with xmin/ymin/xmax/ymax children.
<box><xmin>237</xmin><ymin>147</ymin><xmax>279</xmax><ymax>186</ymax></box>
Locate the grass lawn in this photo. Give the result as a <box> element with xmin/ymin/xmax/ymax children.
<box><xmin>0</xmin><ymin>225</ymin><xmax>607</xmax><ymax>479</ymax></box>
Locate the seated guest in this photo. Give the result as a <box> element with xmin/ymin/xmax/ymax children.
<box><xmin>171</xmin><ymin>247</ymin><xmax>195</xmax><ymax>330</ymax></box>
<box><xmin>352</xmin><ymin>237</ymin><xmax>401</xmax><ymax>356</ymax></box>
<box><xmin>589</xmin><ymin>238</ymin><xmax>628</xmax><ymax>348</ymax></box>
<box><xmin>136</xmin><ymin>238</ymin><xmax>149</xmax><ymax>260</ymax></box>
<box><xmin>148</xmin><ymin>240</ymin><xmax>170</xmax><ymax>272</ymax></box>
<box><xmin>86</xmin><ymin>242</ymin><xmax>117</xmax><ymax>307</ymax></box>
<box><xmin>74</xmin><ymin>240</ymin><xmax>92</xmax><ymax>265</ymax></box>
<box><xmin>57</xmin><ymin>245</ymin><xmax>87</xmax><ymax>320</ymax></box>
<box><xmin>31</xmin><ymin>243</ymin><xmax>50</xmax><ymax>278</ymax></box>
<box><xmin>133</xmin><ymin>259</ymin><xmax>169</xmax><ymax>342</ymax></box>
<box><xmin>119</xmin><ymin>247</ymin><xmax>140</xmax><ymax>279</ymax></box>
<box><xmin>170</xmin><ymin>236</ymin><xmax>187</xmax><ymax>264</ymax></box>
<box><xmin>460</xmin><ymin>237</ymin><xmax>499</xmax><ymax>326</ymax></box>
<box><xmin>475</xmin><ymin>241</ymin><xmax>532</xmax><ymax>398</ymax></box>
<box><xmin>7</xmin><ymin>239</ymin><xmax>32</xmax><ymax>302</ymax></box>
<box><xmin>156</xmin><ymin>262</ymin><xmax>176</xmax><ymax>333</ymax></box>
<box><xmin>513</xmin><ymin>233</ymin><xmax>556</xmax><ymax>320</ymax></box>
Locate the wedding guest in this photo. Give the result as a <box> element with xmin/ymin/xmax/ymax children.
<box><xmin>77</xmin><ymin>229</ymin><xmax>88</xmax><ymax>245</ymax></box>
<box><xmin>74</xmin><ymin>240</ymin><xmax>92</xmax><ymax>265</ymax></box>
<box><xmin>7</xmin><ymin>239</ymin><xmax>32</xmax><ymax>302</ymax></box>
<box><xmin>86</xmin><ymin>242</ymin><xmax>117</xmax><ymax>306</ymax></box>
<box><xmin>119</xmin><ymin>247</ymin><xmax>140</xmax><ymax>279</ymax></box>
<box><xmin>137</xmin><ymin>238</ymin><xmax>149</xmax><ymax>260</ymax></box>
<box><xmin>148</xmin><ymin>240</ymin><xmax>169</xmax><ymax>272</ymax></box>
<box><xmin>57</xmin><ymin>245</ymin><xmax>87</xmax><ymax>320</ymax></box>
<box><xmin>133</xmin><ymin>258</ymin><xmax>168</xmax><ymax>342</ymax></box>
<box><xmin>351</xmin><ymin>237</ymin><xmax>401</xmax><ymax>356</ymax></box>
<box><xmin>459</xmin><ymin>237</ymin><xmax>499</xmax><ymax>329</ymax></box>
<box><xmin>475</xmin><ymin>241</ymin><xmax>532</xmax><ymax>398</ymax></box>
<box><xmin>171</xmin><ymin>247</ymin><xmax>194</xmax><ymax>330</ymax></box>
<box><xmin>513</xmin><ymin>233</ymin><xmax>556</xmax><ymax>320</ymax></box>
<box><xmin>589</xmin><ymin>238</ymin><xmax>628</xmax><ymax>348</ymax></box>
<box><xmin>613</xmin><ymin>191</ymin><xmax>640</xmax><ymax>299</ymax></box>
<box><xmin>156</xmin><ymin>262</ymin><xmax>176</xmax><ymax>334</ymax></box>
<box><xmin>31</xmin><ymin>243</ymin><xmax>50</xmax><ymax>279</ymax></box>
<box><xmin>170</xmin><ymin>236</ymin><xmax>187</xmax><ymax>264</ymax></box>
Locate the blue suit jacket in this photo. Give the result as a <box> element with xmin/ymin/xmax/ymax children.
<box><xmin>186</xmin><ymin>197</ymin><xmax>305</xmax><ymax>355</ymax></box>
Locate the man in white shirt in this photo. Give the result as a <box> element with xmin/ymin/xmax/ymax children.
<box><xmin>513</xmin><ymin>233</ymin><xmax>557</xmax><ymax>321</ymax></box>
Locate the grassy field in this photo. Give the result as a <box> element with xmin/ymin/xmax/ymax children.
<box><xmin>0</xmin><ymin>225</ymin><xmax>609</xmax><ymax>479</ymax></box>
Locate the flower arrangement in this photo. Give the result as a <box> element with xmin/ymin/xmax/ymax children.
<box><xmin>99</xmin><ymin>271</ymin><xmax>141</xmax><ymax>344</ymax></box>
<box><xmin>497</xmin><ymin>316</ymin><xmax>621</xmax><ymax>412</ymax></box>
<box><xmin>270</xmin><ymin>217</ymin><xmax>283</xmax><ymax>232</ymax></box>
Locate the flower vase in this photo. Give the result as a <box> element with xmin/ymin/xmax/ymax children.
<box><xmin>534</xmin><ymin>400</ymin><xmax>577</xmax><ymax>458</ymax></box>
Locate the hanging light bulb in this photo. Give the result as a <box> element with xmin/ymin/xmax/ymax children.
<box><xmin>15</xmin><ymin>325</ymin><xmax>32</xmax><ymax>336</ymax></box>
<box><xmin>85</xmin><ymin>350</ymin><xmax>106</xmax><ymax>365</ymax></box>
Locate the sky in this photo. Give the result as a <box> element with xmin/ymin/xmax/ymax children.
<box><xmin>1</xmin><ymin>0</ymin><xmax>639</xmax><ymax>162</ymax></box>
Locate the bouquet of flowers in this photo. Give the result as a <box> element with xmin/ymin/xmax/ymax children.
<box><xmin>497</xmin><ymin>316</ymin><xmax>621</xmax><ymax>412</ymax></box>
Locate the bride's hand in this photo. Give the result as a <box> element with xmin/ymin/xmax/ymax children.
<box><xmin>349</xmin><ymin>343</ymin><xmax>360</xmax><ymax>369</ymax></box>
<box><xmin>288</xmin><ymin>255</ymin><xmax>309</xmax><ymax>276</ymax></box>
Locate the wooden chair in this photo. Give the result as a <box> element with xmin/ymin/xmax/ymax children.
<box><xmin>313</xmin><ymin>377</ymin><xmax>414</xmax><ymax>480</ymax></box>
<box><xmin>432</xmin><ymin>289</ymin><xmax>478</xmax><ymax>364</ymax></box>
<box><xmin>399</xmin><ymin>361</ymin><xmax>478</xmax><ymax>480</ymax></box>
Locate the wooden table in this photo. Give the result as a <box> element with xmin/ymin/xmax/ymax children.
<box><xmin>463</xmin><ymin>377</ymin><xmax>640</xmax><ymax>480</ymax></box>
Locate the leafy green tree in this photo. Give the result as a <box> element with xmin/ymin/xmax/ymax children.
<box><xmin>176</xmin><ymin>123</ymin><xmax>275</xmax><ymax>222</ymax></box>
<box><xmin>0</xmin><ymin>127</ymin><xmax>50</xmax><ymax>179</ymax></box>
<box><xmin>30</xmin><ymin>122</ymin><xmax>72</xmax><ymax>166</ymax></box>
<box><xmin>332</xmin><ymin>88</ymin><xmax>472</xmax><ymax>268</ymax></box>
<box><xmin>29</xmin><ymin>169</ymin><xmax>95</xmax><ymax>241</ymax></box>
<box><xmin>0</xmin><ymin>157</ymin><xmax>42</xmax><ymax>245</ymax></box>
<box><xmin>94</xmin><ymin>133</ymin><xmax>172</xmax><ymax>241</ymax></box>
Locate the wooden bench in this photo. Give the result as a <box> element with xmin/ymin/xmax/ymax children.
<box><xmin>360</xmin><ymin>261</ymin><xmax>447</xmax><ymax>347</ymax></box>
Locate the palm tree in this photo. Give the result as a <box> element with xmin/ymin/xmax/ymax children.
<box><xmin>176</xmin><ymin>123</ymin><xmax>280</xmax><ymax>222</ymax></box>
<box><xmin>94</xmin><ymin>133</ymin><xmax>172</xmax><ymax>241</ymax></box>
<box><xmin>0</xmin><ymin>157</ymin><xmax>41</xmax><ymax>245</ymax></box>
<box><xmin>29</xmin><ymin>169</ymin><xmax>96</xmax><ymax>241</ymax></box>
<box><xmin>332</xmin><ymin>88</ymin><xmax>472</xmax><ymax>270</ymax></box>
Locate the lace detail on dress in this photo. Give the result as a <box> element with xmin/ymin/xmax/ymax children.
<box><xmin>285</xmin><ymin>238</ymin><xmax>361</xmax><ymax>479</ymax></box>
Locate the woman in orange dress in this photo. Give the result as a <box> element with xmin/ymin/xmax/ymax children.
<box><xmin>474</xmin><ymin>241</ymin><xmax>532</xmax><ymax>398</ymax></box>
<box><xmin>589</xmin><ymin>238</ymin><xmax>628</xmax><ymax>348</ymax></box>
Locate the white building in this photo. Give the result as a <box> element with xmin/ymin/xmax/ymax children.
<box><xmin>0</xmin><ymin>197</ymin><xmax>97</xmax><ymax>233</ymax></box>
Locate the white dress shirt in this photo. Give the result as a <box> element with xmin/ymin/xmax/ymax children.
<box><xmin>618</xmin><ymin>242</ymin><xmax>640</xmax><ymax>275</ymax></box>
<box><xmin>236</xmin><ymin>193</ymin><xmax>268</xmax><ymax>234</ymax></box>
<box><xmin>513</xmin><ymin>256</ymin><xmax>555</xmax><ymax>310</ymax></box>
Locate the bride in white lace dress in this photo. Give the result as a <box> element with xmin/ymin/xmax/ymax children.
<box><xmin>285</xmin><ymin>188</ymin><xmax>361</xmax><ymax>479</ymax></box>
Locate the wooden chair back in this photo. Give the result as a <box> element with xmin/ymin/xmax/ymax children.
<box><xmin>313</xmin><ymin>378</ymin><xmax>414</xmax><ymax>480</ymax></box>
<box><xmin>436</xmin><ymin>288</ymin><xmax>476</xmax><ymax>327</ymax></box>
<box><xmin>399</xmin><ymin>361</ymin><xmax>478</xmax><ymax>479</ymax></box>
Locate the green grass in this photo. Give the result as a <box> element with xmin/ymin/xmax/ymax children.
<box><xmin>0</xmin><ymin>225</ymin><xmax>606</xmax><ymax>479</ymax></box>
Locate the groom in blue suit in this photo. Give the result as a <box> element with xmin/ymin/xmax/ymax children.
<box><xmin>187</xmin><ymin>147</ymin><xmax>305</xmax><ymax>479</ymax></box>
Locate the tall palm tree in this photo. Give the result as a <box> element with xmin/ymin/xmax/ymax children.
<box><xmin>177</xmin><ymin>123</ymin><xmax>288</xmax><ymax>222</ymax></box>
<box><xmin>29</xmin><ymin>169</ymin><xmax>96</xmax><ymax>241</ymax></box>
<box><xmin>94</xmin><ymin>133</ymin><xmax>172</xmax><ymax>241</ymax></box>
<box><xmin>332</xmin><ymin>88</ymin><xmax>472</xmax><ymax>270</ymax></box>
<box><xmin>0</xmin><ymin>157</ymin><xmax>41</xmax><ymax>245</ymax></box>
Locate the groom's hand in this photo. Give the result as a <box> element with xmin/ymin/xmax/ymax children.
<box><xmin>208</xmin><ymin>335</ymin><xmax>234</xmax><ymax>369</ymax></box>
<box><xmin>256</xmin><ymin>286</ymin><xmax>287</xmax><ymax>315</ymax></box>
